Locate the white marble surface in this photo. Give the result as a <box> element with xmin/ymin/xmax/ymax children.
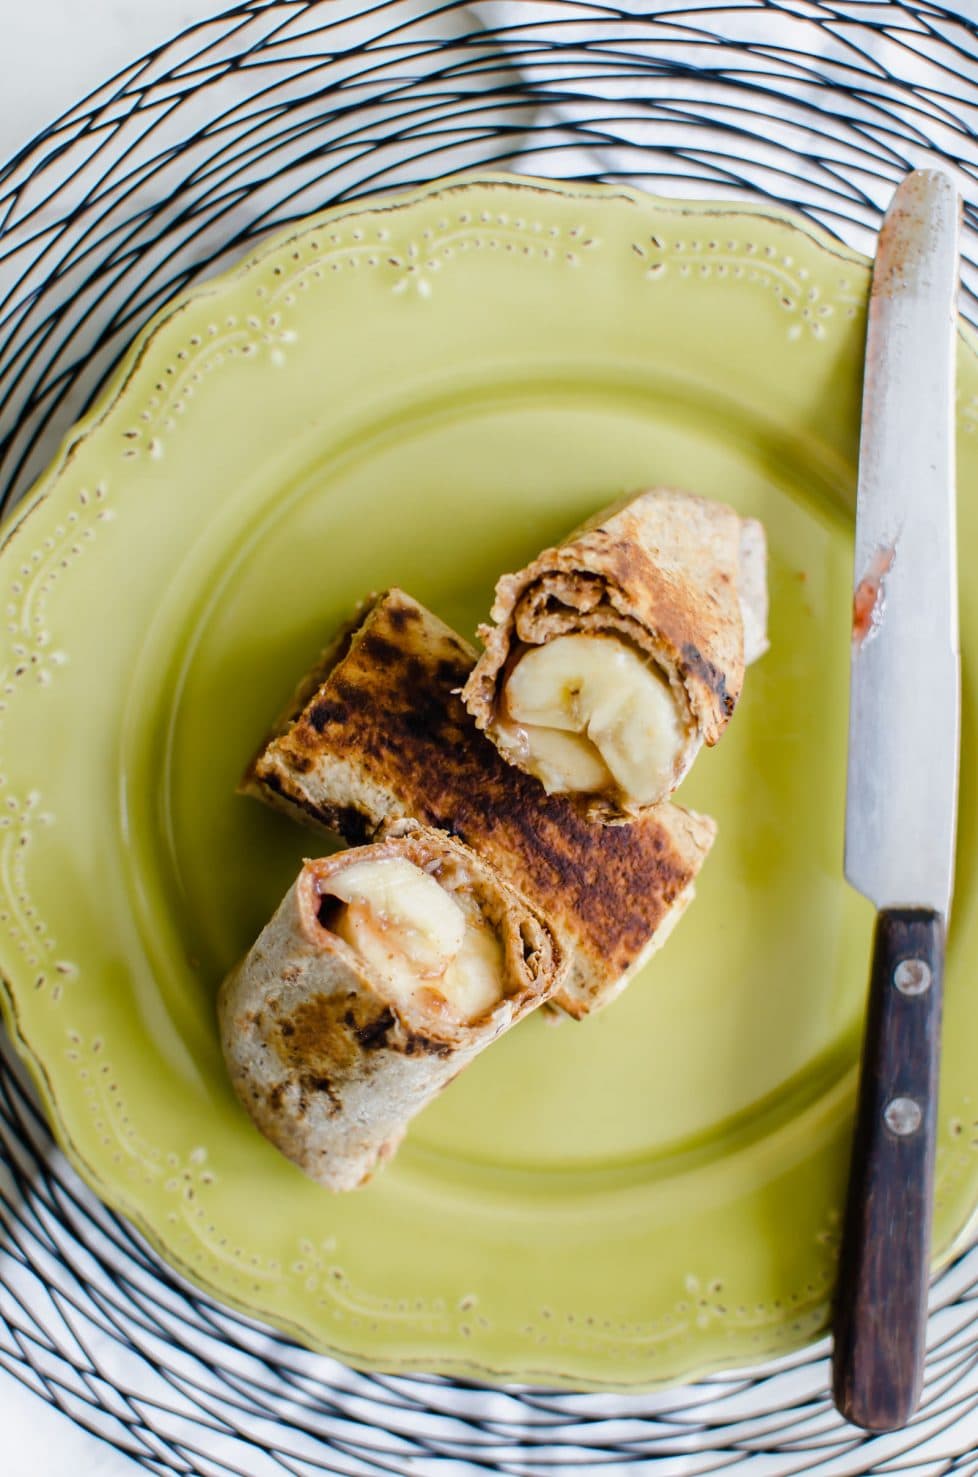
<box><xmin>2</xmin><ymin>1377</ymin><xmax>136</xmax><ymax>1476</ymax></box>
<box><xmin>1</xmin><ymin>0</ymin><xmax>232</xmax><ymax>166</ymax></box>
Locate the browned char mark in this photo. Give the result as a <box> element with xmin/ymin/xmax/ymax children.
<box><xmin>402</xmin><ymin>1032</ymin><xmax>454</xmax><ymax>1058</ymax></box>
<box><xmin>679</xmin><ymin>641</ymin><xmax>735</xmax><ymax>718</ymax></box>
<box><xmin>254</xmin><ymin>593</ymin><xmax>700</xmax><ymax>983</ymax></box>
<box><xmin>310</xmin><ymin>602</ymin><xmax>689</xmax><ymax>973</ymax></box>
<box><xmin>257</xmin><ymin>766</ymin><xmax>374</xmax><ymax>844</ymax></box>
<box><xmin>352</xmin><ymin>1006</ymin><xmax>396</xmax><ymax>1049</ymax></box>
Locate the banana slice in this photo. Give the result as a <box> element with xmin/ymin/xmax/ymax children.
<box><xmin>503</xmin><ymin>633</ymin><xmax>685</xmax><ymax>805</ymax></box>
<box><xmin>321</xmin><ymin>857</ymin><xmax>502</xmax><ymax>1021</ymax></box>
<box><xmin>506</xmin><ymin>722</ymin><xmax>614</xmax><ymax>794</ymax></box>
<box><xmin>441</xmin><ymin>921</ymin><xmax>505</xmax><ymax>1022</ymax></box>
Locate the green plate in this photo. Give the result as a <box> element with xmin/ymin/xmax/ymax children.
<box><xmin>1</xmin><ymin>174</ymin><xmax>976</xmax><ymax>1391</ymax></box>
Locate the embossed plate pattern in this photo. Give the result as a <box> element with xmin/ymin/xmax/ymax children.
<box><xmin>1</xmin><ymin>173</ymin><xmax>977</xmax><ymax>1391</ymax></box>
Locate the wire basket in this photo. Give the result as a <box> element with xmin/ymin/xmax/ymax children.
<box><xmin>2</xmin><ymin>3</ymin><xmax>978</xmax><ymax>1472</ymax></box>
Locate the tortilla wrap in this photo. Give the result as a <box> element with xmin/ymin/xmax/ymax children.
<box><xmin>219</xmin><ymin>820</ymin><xmax>562</xmax><ymax>1191</ymax></box>
<box><xmin>461</xmin><ymin>489</ymin><xmax>768</xmax><ymax>820</ymax></box>
<box><xmin>243</xmin><ymin>590</ymin><xmax>716</xmax><ymax>1019</ymax></box>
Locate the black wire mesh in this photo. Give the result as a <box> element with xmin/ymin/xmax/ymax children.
<box><xmin>2</xmin><ymin>1</ymin><xmax>978</xmax><ymax>1472</ymax></box>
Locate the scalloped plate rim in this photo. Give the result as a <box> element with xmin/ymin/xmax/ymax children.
<box><xmin>1</xmin><ymin>170</ymin><xmax>976</xmax><ymax>1392</ymax></box>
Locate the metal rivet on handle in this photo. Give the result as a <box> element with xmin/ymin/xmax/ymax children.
<box><xmin>894</xmin><ymin>958</ymin><xmax>932</xmax><ymax>996</ymax></box>
<box><xmin>884</xmin><ymin>1097</ymin><xmax>923</xmax><ymax>1136</ymax></box>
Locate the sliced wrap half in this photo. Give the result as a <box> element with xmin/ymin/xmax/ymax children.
<box><xmin>461</xmin><ymin>488</ymin><xmax>768</xmax><ymax>820</ymax></box>
<box><xmin>219</xmin><ymin>820</ymin><xmax>562</xmax><ymax>1191</ymax></box>
<box><xmin>242</xmin><ymin>589</ymin><xmax>716</xmax><ymax>1019</ymax></box>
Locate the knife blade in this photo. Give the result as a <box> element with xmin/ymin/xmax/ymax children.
<box><xmin>833</xmin><ymin>169</ymin><xmax>961</xmax><ymax>1432</ymax></box>
<box><xmin>844</xmin><ymin>169</ymin><xmax>960</xmax><ymax>917</ymax></box>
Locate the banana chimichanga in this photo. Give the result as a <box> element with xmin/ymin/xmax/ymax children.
<box><xmin>219</xmin><ymin>820</ymin><xmax>563</xmax><ymax>1190</ymax></box>
<box><xmin>242</xmin><ymin>589</ymin><xmax>716</xmax><ymax>1020</ymax></box>
<box><xmin>461</xmin><ymin>488</ymin><xmax>768</xmax><ymax>820</ymax></box>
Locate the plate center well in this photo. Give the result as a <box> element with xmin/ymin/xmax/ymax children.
<box><xmin>131</xmin><ymin>378</ymin><xmax>870</xmax><ymax>1173</ymax></box>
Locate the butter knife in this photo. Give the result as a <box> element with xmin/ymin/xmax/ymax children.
<box><xmin>832</xmin><ymin>170</ymin><xmax>961</xmax><ymax>1431</ymax></box>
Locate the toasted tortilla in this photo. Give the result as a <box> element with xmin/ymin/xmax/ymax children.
<box><xmin>219</xmin><ymin>820</ymin><xmax>562</xmax><ymax>1191</ymax></box>
<box><xmin>243</xmin><ymin>590</ymin><xmax>716</xmax><ymax>1019</ymax></box>
<box><xmin>461</xmin><ymin>488</ymin><xmax>768</xmax><ymax>819</ymax></box>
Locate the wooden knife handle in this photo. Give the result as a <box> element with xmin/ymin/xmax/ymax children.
<box><xmin>832</xmin><ymin>907</ymin><xmax>944</xmax><ymax>1431</ymax></box>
